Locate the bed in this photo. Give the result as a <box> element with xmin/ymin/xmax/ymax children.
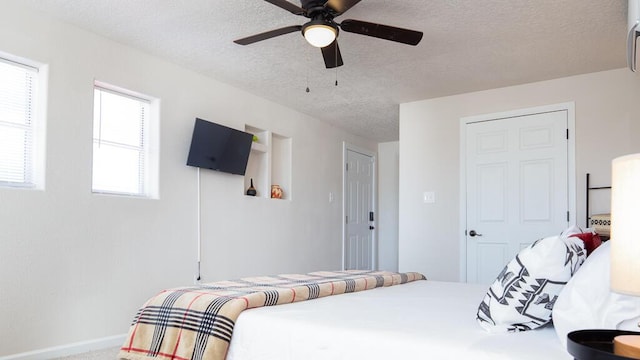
<box><xmin>119</xmin><ymin>229</ymin><xmax>640</xmax><ymax>360</ymax></box>
<box><xmin>118</xmin><ymin>271</ymin><xmax>571</xmax><ymax>360</ymax></box>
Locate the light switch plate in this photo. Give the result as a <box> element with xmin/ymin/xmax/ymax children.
<box><xmin>423</xmin><ymin>191</ymin><xmax>435</xmax><ymax>203</ymax></box>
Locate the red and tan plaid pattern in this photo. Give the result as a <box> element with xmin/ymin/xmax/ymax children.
<box><xmin>118</xmin><ymin>270</ymin><xmax>425</xmax><ymax>360</ymax></box>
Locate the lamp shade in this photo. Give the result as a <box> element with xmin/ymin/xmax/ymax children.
<box><xmin>303</xmin><ymin>23</ymin><xmax>337</xmax><ymax>48</ymax></box>
<box><xmin>611</xmin><ymin>153</ymin><xmax>640</xmax><ymax>296</ymax></box>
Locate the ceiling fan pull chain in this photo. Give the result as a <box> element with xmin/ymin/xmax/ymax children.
<box><xmin>306</xmin><ymin>46</ymin><xmax>311</xmax><ymax>93</ymax></box>
<box><xmin>335</xmin><ymin>49</ymin><xmax>339</xmax><ymax>86</ymax></box>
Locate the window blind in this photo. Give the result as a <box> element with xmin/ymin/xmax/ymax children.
<box><xmin>92</xmin><ymin>85</ymin><xmax>151</xmax><ymax>197</ymax></box>
<box><xmin>0</xmin><ymin>57</ymin><xmax>37</xmax><ymax>187</ymax></box>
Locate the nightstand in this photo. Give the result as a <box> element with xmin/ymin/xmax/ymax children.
<box><xmin>568</xmin><ymin>330</ymin><xmax>640</xmax><ymax>359</ymax></box>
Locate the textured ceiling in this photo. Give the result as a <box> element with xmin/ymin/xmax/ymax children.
<box><xmin>19</xmin><ymin>0</ymin><xmax>627</xmax><ymax>141</ymax></box>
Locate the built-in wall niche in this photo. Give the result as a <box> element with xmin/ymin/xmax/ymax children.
<box><xmin>244</xmin><ymin>125</ymin><xmax>292</xmax><ymax>200</ymax></box>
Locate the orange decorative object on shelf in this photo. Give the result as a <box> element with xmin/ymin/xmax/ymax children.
<box><xmin>271</xmin><ymin>185</ymin><xmax>283</xmax><ymax>199</ymax></box>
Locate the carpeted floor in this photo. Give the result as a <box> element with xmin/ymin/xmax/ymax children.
<box><xmin>54</xmin><ymin>346</ymin><xmax>119</xmax><ymax>359</ymax></box>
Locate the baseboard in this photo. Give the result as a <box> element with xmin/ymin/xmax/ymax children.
<box><xmin>0</xmin><ymin>334</ymin><xmax>126</xmax><ymax>360</ymax></box>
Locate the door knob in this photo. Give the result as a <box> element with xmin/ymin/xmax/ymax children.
<box><xmin>469</xmin><ymin>230</ymin><xmax>482</xmax><ymax>237</ymax></box>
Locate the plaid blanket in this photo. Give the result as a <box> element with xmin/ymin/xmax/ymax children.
<box><xmin>118</xmin><ymin>270</ymin><xmax>425</xmax><ymax>360</ymax></box>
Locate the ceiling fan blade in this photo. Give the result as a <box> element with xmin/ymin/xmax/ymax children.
<box><xmin>340</xmin><ymin>19</ymin><xmax>423</xmax><ymax>46</ymax></box>
<box><xmin>321</xmin><ymin>40</ymin><xmax>344</xmax><ymax>68</ymax></box>
<box><xmin>263</xmin><ymin>0</ymin><xmax>306</xmax><ymax>15</ymax></box>
<box><xmin>325</xmin><ymin>0</ymin><xmax>361</xmax><ymax>16</ymax></box>
<box><xmin>234</xmin><ymin>25</ymin><xmax>302</xmax><ymax>45</ymax></box>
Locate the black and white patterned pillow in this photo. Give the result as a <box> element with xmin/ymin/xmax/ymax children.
<box><xmin>477</xmin><ymin>234</ymin><xmax>586</xmax><ymax>332</ymax></box>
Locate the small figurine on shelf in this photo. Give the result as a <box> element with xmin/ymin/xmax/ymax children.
<box><xmin>271</xmin><ymin>184</ymin><xmax>283</xmax><ymax>199</ymax></box>
<box><xmin>246</xmin><ymin>178</ymin><xmax>257</xmax><ymax>196</ymax></box>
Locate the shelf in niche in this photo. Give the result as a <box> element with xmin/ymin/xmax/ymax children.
<box><xmin>251</xmin><ymin>142</ymin><xmax>268</xmax><ymax>153</ymax></box>
<box><xmin>244</xmin><ymin>125</ymin><xmax>291</xmax><ymax>200</ymax></box>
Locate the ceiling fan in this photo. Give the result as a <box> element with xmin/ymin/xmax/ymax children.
<box><xmin>234</xmin><ymin>0</ymin><xmax>423</xmax><ymax>68</ymax></box>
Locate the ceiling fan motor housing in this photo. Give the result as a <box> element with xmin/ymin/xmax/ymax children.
<box><xmin>301</xmin><ymin>0</ymin><xmax>331</xmax><ymax>17</ymax></box>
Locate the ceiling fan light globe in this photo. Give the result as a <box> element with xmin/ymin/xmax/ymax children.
<box><xmin>303</xmin><ymin>24</ymin><xmax>336</xmax><ymax>47</ymax></box>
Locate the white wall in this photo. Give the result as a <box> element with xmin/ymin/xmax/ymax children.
<box><xmin>377</xmin><ymin>141</ymin><xmax>399</xmax><ymax>271</ymax></box>
<box><xmin>399</xmin><ymin>68</ymin><xmax>640</xmax><ymax>282</ymax></box>
<box><xmin>0</xmin><ymin>2</ymin><xmax>375</xmax><ymax>356</ymax></box>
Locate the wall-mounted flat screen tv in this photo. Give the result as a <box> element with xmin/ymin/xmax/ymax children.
<box><xmin>186</xmin><ymin>118</ymin><xmax>253</xmax><ymax>176</ymax></box>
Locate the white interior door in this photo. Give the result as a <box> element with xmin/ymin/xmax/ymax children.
<box><xmin>466</xmin><ymin>110</ymin><xmax>569</xmax><ymax>284</ymax></box>
<box><xmin>345</xmin><ymin>148</ymin><xmax>375</xmax><ymax>270</ymax></box>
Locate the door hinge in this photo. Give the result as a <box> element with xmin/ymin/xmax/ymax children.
<box><xmin>345</xmin><ymin>163</ymin><xmax>349</xmax><ymax>171</ymax></box>
<box><xmin>345</xmin><ymin>215</ymin><xmax>348</xmax><ymax>223</ymax></box>
<box><xmin>566</xmin><ymin>129</ymin><xmax>569</xmax><ymax>140</ymax></box>
<box><xmin>567</xmin><ymin>211</ymin><xmax>570</xmax><ymax>222</ymax></box>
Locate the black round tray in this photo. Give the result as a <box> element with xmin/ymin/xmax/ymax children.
<box><xmin>568</xmin><ymin>330</ymin><xmax>640</xmax><ymax>360</ymax></box>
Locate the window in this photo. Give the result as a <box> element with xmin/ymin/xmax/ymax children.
<box><xmin>0</xmin><ymin>55</ymin><xmax>44</xmax><ymax>189</ymax></box>
<box><xmin>92</xmin><ymin>82</ymin><xmax>158</xmax><ymax>198</ymax></box>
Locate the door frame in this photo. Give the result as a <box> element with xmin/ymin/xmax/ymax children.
<box><xmin>458</xmin><ymin>102</ymin><xmax>577</xmax><ymax>282</ymax></box>
<box><xmin>342</xmin><ymin>142</ymin><xmax>378</xmax><ymax>270</ymax></box>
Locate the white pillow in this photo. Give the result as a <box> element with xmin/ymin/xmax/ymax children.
<box><xmin>552</xmin><ymin>241</ymin><xmax>640</xmax><ymax>347</ymax></box>
<box><xmin>477</xmin><ymin>233</ymin><xmax>586</xmax><ymax>333</ymax></box>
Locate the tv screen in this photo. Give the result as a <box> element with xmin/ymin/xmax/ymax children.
<box><xmin>186</xmin><ymin>118</ymin><xmax>253</xmax><ymax>175</ymax></box>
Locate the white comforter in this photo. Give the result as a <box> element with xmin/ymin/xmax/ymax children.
<box><xmin>226</xmin><ymin>280</ymin><xmax>570</xmax><ymax>360</ymax></box>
